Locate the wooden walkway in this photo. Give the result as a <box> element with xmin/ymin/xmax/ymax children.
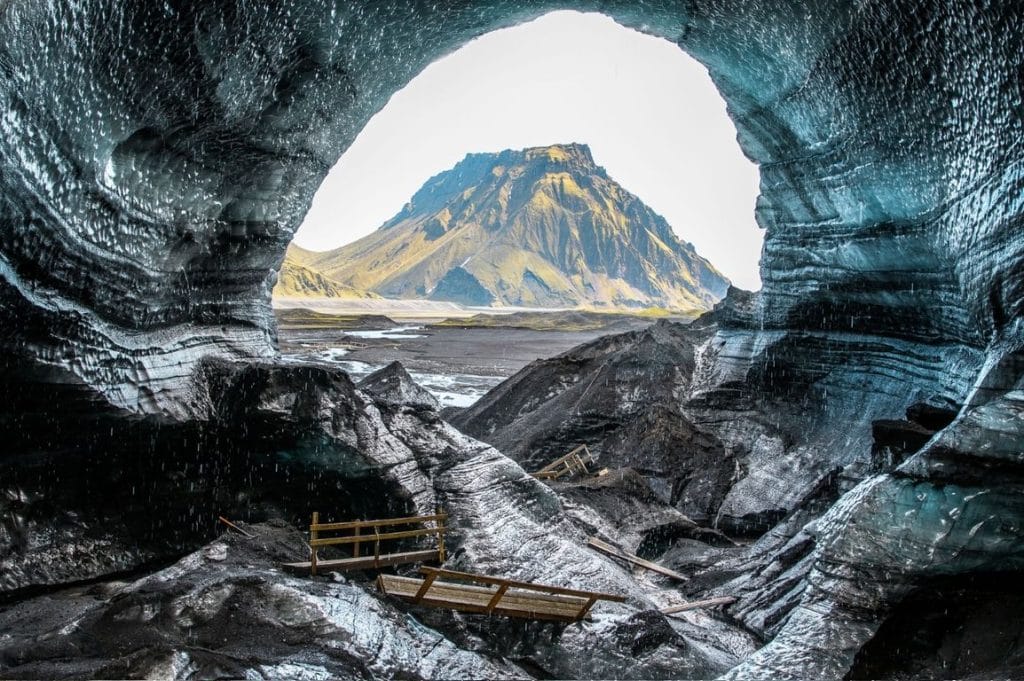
<box><xmin>282</xmin><ymin>510</ymin><xmax>446</xmax><ymax>576</ymax></box>
<box><xmin>378</xmin><ymin>567</ymin><xmax>626</xmax><ymax>622</ymax></box>
<box><xmin>531</xmin><ymin>445</ymin><xmax>595</xmax><ymax>480</ymax></box>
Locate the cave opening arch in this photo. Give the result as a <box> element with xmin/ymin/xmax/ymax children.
<box><xmin>285</xmin><ymin>9</ymin><xmax>763</xmax><ymax>307</ymax></box>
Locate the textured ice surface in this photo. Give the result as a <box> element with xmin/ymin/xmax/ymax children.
<box><xmin>0</xmin><ymin>522</ymin><xmax>528</xmax><ymax>680</ymax></box>
<box><xmin>1</xmin><ymin>1</ymin><xmax>1024</xmax><ymax>679</ymax></box>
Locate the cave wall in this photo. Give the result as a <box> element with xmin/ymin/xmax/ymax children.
<box><xmin>1</xmin><ymin>1</ymin><xmax>1023</xmax><ymax>678</ymax></box>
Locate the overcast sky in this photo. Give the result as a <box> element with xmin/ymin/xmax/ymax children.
<box><xmin>293</xmin><ymin>11</ymin><xmax>763</xmax><ymax>290</ymax></box>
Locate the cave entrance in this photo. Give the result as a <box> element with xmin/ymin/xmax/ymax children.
<box><xmin>280</xmin><ymin>10</ymin><xmax>762</xmax><ymax>313</ymax></box>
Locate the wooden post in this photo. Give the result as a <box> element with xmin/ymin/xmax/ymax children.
<box><xmin>575</xmin><ymin>595</ymin><xmax>599</xmax><ymax>621</ymax></box>
<box><xmin>436</xmin><ymin>506</ymin><xmax>446</xmax><ymax>563</ymax></box>
<box><xmin>310</xmin><ymin>511</ymin><xmax>319</xmax><ymax>576</ymax></box>
<box><xmin>485</xmin><ymin>583</ymin><xmax>510</xmax><ymax>614</ymax></box>
<box><xmin>374</xmin><ymin>525</ymin><xmax>381</xmax><ymax>567</ymax></box>
<box><xmin>353</xmin><ymin>523</ymin><xmax>361</xmax><ymax>558</ymax></box>
<box><xmin>413</xmin><ymin>570</ymin><xmax>438</xmax><ymax>603</ymax></box>
<box><xmin>576</xmin><ymin>452</ymin><xmax>589</xmax><ymax>475</ymax></box>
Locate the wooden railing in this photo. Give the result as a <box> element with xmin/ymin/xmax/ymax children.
<box><xmin>306</xmin><ymin>509</ymin><xmax>447</xmax><ymax>576</ymax></box>
<box><xmin>531</xmin><ymin>444</ymin><xmax>594</xmax><ymax>480</ymax></box>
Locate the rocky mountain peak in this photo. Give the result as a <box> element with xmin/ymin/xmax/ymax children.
<box><xmin>522</xmin><ymin>142</ymin><xmax>597</xmax><ymax>167</ymax></box>
<box><xmin>295</xmin><ymin>144</ymin><xmax>730</xmax><ymax>311</ymax></box>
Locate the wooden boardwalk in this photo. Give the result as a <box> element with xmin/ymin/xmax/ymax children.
<box><xmin>531</xmin><ymin>445</ymin><xmax>595</xmax><ymax>480</ymax></box>
<box><xmin>282</xmin><ymin>510</ymin><xmax>446</xmax><ymax>576</ymax></box>
<box><xmin>378</xmin><ymin>567</ymin><xmax>626</xmax><ymax>622</ymax></box>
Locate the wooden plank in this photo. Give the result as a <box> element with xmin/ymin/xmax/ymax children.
<box><xmin>218</xmin><ymin>516</ymin><xmax>255</xmax><ymax>538</ymax></box>
<box><xmin>575</xmin><ymin>595</ymin><xmax>599</xmax><ymax>621</ymax></box>
<box><xmin>534</xmin><ymin>448</ymin><xmax>576</xmax><ymax>474</ymax></box>
<box><xmin>587</xmin><ymin>537</ymin><xmax>689</xmax><ymax>582</ymax></box>
<box><xmin>311</xmin><ymin>513</ymin><xmax>447</xmax><ymax>532</ymax></box>
<box><xmin>294</xmin><ymin>510</ymin><xmax>446</xmax><ymax>576</ymax></box>
<box><xmin>419</xmin><ymin>567</ymin><xmax>626</xmax><ymax>602</ymax></box>
<box><xmin>419</xmin><ymin>567</ymin><xmax>622</xmax><ymax>602</ymax></box>
<box><xmin>310</xmin><ymin>526</ymin><xmax>445</xmax><ymax>547</ymax></box>
<box><xmin>533</xmin><ymin>445</ymin><xmax>594</xmax><ymax>479</ymax></box>
<box><xmin>415</xmin><ymin>596</ymin><xmax>581</xmax><ymax>622</ymax></box>
<box><xmin>400</xmin><ymin>591</ymin><xmax>583</xmax><ymax>620</ymax></box>
<box><xmin>485</xmin><ymin>583</ymin><xmax>510</xmax><ymax>613</ymax></box>
<box><xmin>281</xmin><ymin>549</ymin><xmax>439</xmax><ymax>575</ymax></box>
<box><xmin>378</xmin><ymin>575</ymin><xmax>588</xmax><ymax>622</ymax></box>
<box><xmin>573</xmin><ymin>451</ymin><xmax>590</xmax><ymax>476</ymax></box>
<box><xmin>382</xmin><ymin>575</ymin><xmax>589</xmax><ymax>610</ymax></box>
<box><xmin>413</xmin><ymin>570</ymin><xmax>438</xmax><ymax>603</ymax></box>
<box><xmin>436</xmin><ymin>506</ymin><xmax>446</xmax><ymax>563</ymax></box>
<box><xmin>310</xmin><ymin>511</ymin><xmax>319</xmax><ymax>576</ymax></box>
<box><xmin>548</xmin><ymin>465</ymin><xmax>570</xmax><ymax>480</ymax></box>
<box><xmin>534</xmin><ymin>459</ymin><xmax>564</xmax><ymax>475</ymax></box>
<box><xmin>660</xmin><ymin>597</ymin><xmax>737</xmax><ymax>615</ymax></box>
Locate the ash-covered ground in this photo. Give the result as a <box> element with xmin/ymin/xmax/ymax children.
<box><xmin>275</xmin><ymin>308</ymin><xmax>656</xmax><ymax>407</ymax></box>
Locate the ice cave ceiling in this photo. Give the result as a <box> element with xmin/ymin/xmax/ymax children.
<box><xmin>0</xmin><ymin>0</ymin><xmax>1019</xmax><ymax>412</ymax></box>
<box><xmin>1</xmin><ymin>1</ymin><xmax>1023</xmax><ymax>679</ymax></box>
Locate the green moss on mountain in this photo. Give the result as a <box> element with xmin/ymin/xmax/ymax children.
<box><xmin>273</xmin><ymin>245</ymin><xmax>379</xmax><ymax>300</ymax></box>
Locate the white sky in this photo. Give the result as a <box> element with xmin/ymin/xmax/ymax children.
<box><xmin>293</xmin><ymin>10</ymin><xmax>763</xmax><ymax>290</ymax></box>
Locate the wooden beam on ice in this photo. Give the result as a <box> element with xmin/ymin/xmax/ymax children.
<box><xmin>218</xmin><ymin>515</ymin><xmax>255</xmax><ymax>538</ymax></box>
<box><xmin>587</xmin><ymin>537</ymin><xmax>689</xmax><ymax>582</ymax></box>
<box><xmin>660</xmin><ymin>596</ymin><xmax>737</xmax><ymax>615</ymax></box>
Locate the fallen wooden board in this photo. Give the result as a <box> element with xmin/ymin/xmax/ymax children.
<box><xmin>420</xmin><ymin>567</ymin><xmax>625</xmax><ymax>601</ymax></box>
<box><xmin>587</xmin><ymin>537</ymin><xmax>689</xmax><ymax>582</ymax></box>
<box><xmin>218</xmin><ymin>515</ymin><xmax>255</xmax><ymax>538</ymax></box>
<box><xmin>281</xmin><ymin>549</ymin><xmax>439</xmax><ymax>575</ymax></box>
<box><xmin>660</xmin><ymin>596</ymin><xmax>737</xmax><ymax>615</ymax></box>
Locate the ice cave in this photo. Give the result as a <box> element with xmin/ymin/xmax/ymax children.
<box><xmin>1</xmin><ymin>2</ymin><xmax>1023</xmax><ymax>679</ymax></box>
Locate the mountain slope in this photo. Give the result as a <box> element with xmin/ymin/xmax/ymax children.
<box><xmin>304</xmin><ymin>143</ymin><xmax>730</xmax><ymax>310</ymax></box>
<box><xmin>273</xmin><ymin>244</ymin><xmax>378</xmax><ymax>299</ymax></box>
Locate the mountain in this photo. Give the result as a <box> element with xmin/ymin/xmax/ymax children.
<box><xmin>295</xmin><ymin>143</ymin><xmax>730</xmax><ymax>310</ymax></box>
<box><xmin>272</xmin><ymin>244</ymin><xmax>378</xmax><ymax>299</ymax></box>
